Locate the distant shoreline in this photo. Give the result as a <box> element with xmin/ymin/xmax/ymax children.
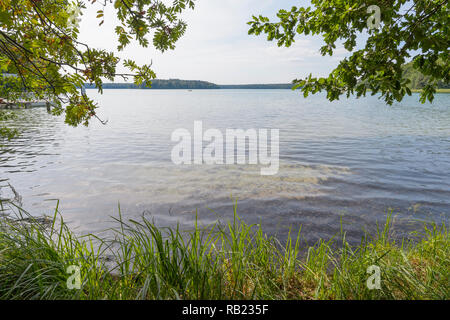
<box><xmin>84</xmin><ymin>80</ymin><xmax>294</xmax><ymax>90</ymax></box>
<box><xmin>87</xmin><ymin>87</ymin><xmax>450</xmax><ymax>92</ymax></box>
<box><xmin>83</xmin><ymin>80</ymin><xmax>450</xmax><ymax>92</ymax></box>
<box><xmin>412</xmin><ymin>88</ymin><xmax>450</xmax><ymax>93</ymax></box>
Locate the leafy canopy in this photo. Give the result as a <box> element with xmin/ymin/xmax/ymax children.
<box><xmin>0</xmin><ymin>0</ymin><xmax>195</xmax><ymax>138</ymax></box>
<box><xmin>248</xmin><ymin>0</ymin><xmax>449</xmax><ymax>104</ymax></box>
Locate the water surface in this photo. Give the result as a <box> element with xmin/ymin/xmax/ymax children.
<box><xmin>1</xmin><ymin>90</ymin><xmax>449</xmax><ymax>242</ymax></box>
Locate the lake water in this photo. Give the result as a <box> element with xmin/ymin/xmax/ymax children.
<box><xmin>1</xmin><ymin>89</ymin><xmax>449</xmax><ymax>243</ymax></box>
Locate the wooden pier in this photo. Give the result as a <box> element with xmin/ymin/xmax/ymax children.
<box><xmin>0</xmin><ymin>100</ymin><xmax>52</xmax><ymax>110</ymax></box>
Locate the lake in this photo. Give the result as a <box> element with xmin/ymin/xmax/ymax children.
<box><xmin>1</xmin><ymin>89</ymin><xmax>449</xmax><ymax>243</ymax></box>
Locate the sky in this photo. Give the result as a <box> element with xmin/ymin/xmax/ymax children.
<box><xmin>78</xmin><ymin>0</ymin><xmax>348</xmax><ymax>85</ymax></box>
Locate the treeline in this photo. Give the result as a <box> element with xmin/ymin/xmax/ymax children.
<box><xmin>84</xmin><ymin>70</ymin><xmax>449</xmax><ymax>90</ymax></box>
<box><xmin>84</xmin><ymin>79</ymin><xmax>293</xmax><ymax>90</ymax></box>
<box><xmin>403</xmin><ymin>61</ymin><xmax>450</xmax><ymax>89</ymax></box>
<box><xmin>85</xmin><ymin>79</ymin><xmax>219</xmax><ymax>90</ymax></box>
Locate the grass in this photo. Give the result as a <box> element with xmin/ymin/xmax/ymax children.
<box><xmin>0</xmin><ymin>201</ymin><xmax>448</xmax><ymax>300</ymax></box>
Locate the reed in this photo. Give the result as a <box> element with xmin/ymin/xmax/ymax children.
<box><xmin>0</xmin><ymin>201</ymin><xmax>448</xmax><ymax>300</ymax></box>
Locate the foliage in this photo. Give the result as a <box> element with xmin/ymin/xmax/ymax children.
<box><xmin>85</xmin><ymin>81</ymin><xmax>295</xmax><ymax>89</ymax></box>
<box><xmin>0</xmin><ymin>201</ymin><xmax>448</xmax><ymax>300</ymax></box>
<box><xmin>248</xmin><ymin>0</ymin><xmax>449</xmax><ymax>104</ymax></box>
<box><xmin>0</xmin><ymin>0</ymin><xmax>196</xmax><ymax>137</ymax></box>
<box><xmin>0</xmin><ymin>110</ymin><xmax>17</xmax><ymax>139</ymax></box>
<box><xmin>403</xmin><ymin>58</ymin><xmax>450</xmax><ymax>89</ymax></box>
<box><xmin>85</xmin><ymin>79</ymin><xmax>220</xmax><ymax>89</ymax></box>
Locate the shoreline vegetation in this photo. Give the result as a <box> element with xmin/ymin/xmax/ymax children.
<box><xmin>0</xmin><ymin>202</ymin><xmax>448</xmax><ymax>300</ymax></box>
<box><xmin>83</xmin><ymin>80</ymin><xmax>450</xmax><ymax>92</ymax></box>
<box><xmin>83</xmin><ymin>80</ymin><xmax>294</xmax><ymax>90</ymax></box>
<box><xmin>411</xmin><ymin>88</ymin><xmax>450</xmax><ymax>93</ymax></box>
